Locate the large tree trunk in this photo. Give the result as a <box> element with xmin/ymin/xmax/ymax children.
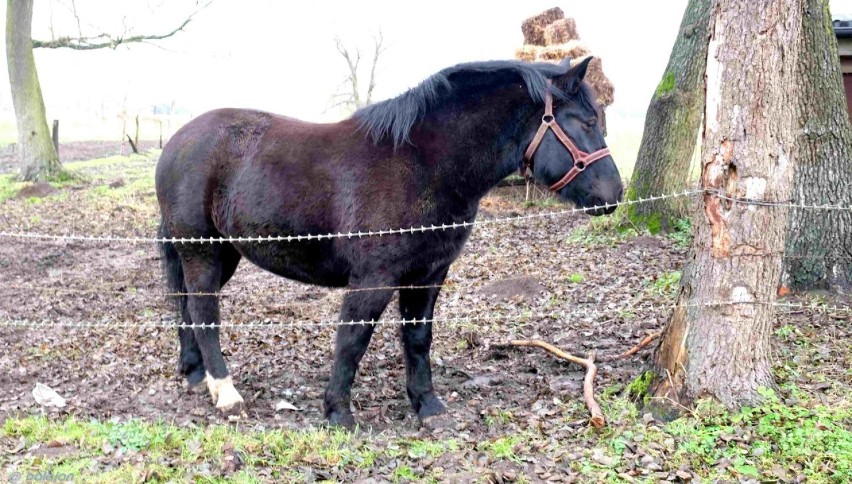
<box><xmin>6</xmin><ymin>0</ymin><xmax>60</xmax><ymax>181</ymax></box>
<box><xmin>626</xmin><ymin>0</ymin><xmax>714</xmax><ymax>232</ymax></box>
<box><xmin>649</xmin><ymin>0</ymin><xmax>801</xmax><ymax>410</ymax></box>
<box><xmin>782</xmin><ymin>0</ymin><xmax>852</xmax><ymax>291</ymax></box>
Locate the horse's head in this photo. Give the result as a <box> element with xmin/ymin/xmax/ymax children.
<box><xmin>524</xmin><ymin>57</ymin><xmax>623</xmax><ymax>216</ymax></box>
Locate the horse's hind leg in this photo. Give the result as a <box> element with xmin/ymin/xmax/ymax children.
<box><xmin>323</xmin><ymin>279</ymin><xmax>395</xmax><ymax>428</ymax></box>
<box><xmin>398</xmin><ymin>265</ymin><xmax>451</xmax><ymax>424</ymax></box>
<box><xmin>181</xmin><ymin>246</ymin><xmax>244</xmax><ymax>413</ymax></box>
<box><xmin>178</xmin><ymin>245</ymin><xmax>241</xmax><ymax>388</ymax></box>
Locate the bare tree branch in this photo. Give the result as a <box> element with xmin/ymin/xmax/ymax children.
<box><xmin>32</xmin><ymin>1</ymin><xmax>211</xmax><ymax>50</ymax></box>
<box><xmin>331</xmin><ymin>31</ymin><xmax>386</xmax><ymax>112</ymax></box>
<box><xmin>365</xmin><ymin>30</ymin><xmax>385</xmax><ymax>106</ymax></box>
<box><xmin>70</xmin><ymin>0</ymin><xmax>83</xmax><ymax>39</ymax></box>
<box><xmin>334</xmin><ymin>37</ymin><xmax>362</xmax><ymax>108</ymax></box>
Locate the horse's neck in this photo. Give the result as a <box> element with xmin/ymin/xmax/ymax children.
<box><xmin>418</xmin><ymin>101</ymin><xmax>531</xmax><ymax>200</ymax></box>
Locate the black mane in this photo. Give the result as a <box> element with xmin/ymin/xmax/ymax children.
<box><xmin>354</xmin><ymin>59</ymin><xmax>583</xmax><ymax>147</ymax></box>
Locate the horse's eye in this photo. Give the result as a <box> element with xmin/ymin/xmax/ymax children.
<box><xmin>584</xmin><ymin>118</ymin><xmax>597</xmax><ymax>127</ymax></box>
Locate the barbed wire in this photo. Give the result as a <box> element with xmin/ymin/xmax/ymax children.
<box><xmin>0</xmin><ymin>300</ymin><xmax>847</xmax><ymax>331</ymax></box>
<box><xmin>0</xmin><ymin>281</ymin><xmax>458</xmax><ymax>298</ymax></box>
<box><xmin>0</xmin><ymin>189</ymin><xmax>850</xmax><ymax>246</ymax></box>
<box><xmin>0</xmin><ymin>190</ymin><xmax>701</xmax><ymax>244</ymax></box>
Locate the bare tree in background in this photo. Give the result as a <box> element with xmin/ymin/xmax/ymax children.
<box><xmin>329</xmin><ymin>31</ymin><xmax>385</xmax><ymax>113</ymax></box>
<box><xmin>5</xmin><ymin>0</ymin><xmax>210</xmax><ymax>181</ymax></box>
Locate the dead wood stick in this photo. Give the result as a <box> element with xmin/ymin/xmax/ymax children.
<box><xmin>508</xmin><ymin>339</ymin><xmax>605</xmax><ymax>428</ymax></box>
<box><xmin>616</xmin><ymin>331</ymin><xmax>662</xmax><ymax>359</ymax></box>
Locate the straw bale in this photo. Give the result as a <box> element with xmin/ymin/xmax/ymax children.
<box><xmin>543</xmin><ymin>18</ymin><xmax>580</xmax><ymax>45</ymax></box>
<box><xmin>521</xmin><ymin>7</ymin><xmax>564</xmax><ymax>45</ymax></box>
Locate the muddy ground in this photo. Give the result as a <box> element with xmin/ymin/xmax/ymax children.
<box><xmin>0</xmin><ymin>154</ymin><xmax>850</xmax><ymax>482</ymax></box>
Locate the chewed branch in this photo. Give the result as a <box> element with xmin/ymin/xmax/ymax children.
<box><xmin>506</xmin><ymin>340</ymin><xmax>605</xmax><ymax>428</ymax></box>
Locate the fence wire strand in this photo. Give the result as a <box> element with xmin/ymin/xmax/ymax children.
<box><xmin>0</xmin><ymin>189</ymin><xmax>850</xmax><ymax>246</ymax></box>
<box><xmin>0</xmin><ymin>190</ymin><xmax>699</xmax><ymax>244</ymax></box>
<box><xmin>0</xmin><ymin>300</ymin><xmax>848</xmax><ymax>331</ymax></box>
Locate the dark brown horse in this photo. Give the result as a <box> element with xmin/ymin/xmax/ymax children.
<box><xmin>155</xmin><ymin>56</ymin><xmax>623</xmax><ymax>427</ymax></box>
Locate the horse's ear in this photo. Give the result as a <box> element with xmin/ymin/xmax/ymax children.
<box><xmin>557</xmin><ymin>56</ymin><xmax>593</xmax><ymax>94</ymax></box>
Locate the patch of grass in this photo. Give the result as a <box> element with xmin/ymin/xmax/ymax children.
<box><xmin>0</xmin><ymin>174</ymin><xmax>25</xmax><ymax>202</ymax></box>
<box><xmin>4</xmin><ymin>389</ymin><xmax>850</xmax><ymax>483</ymax></box>
<box><xmin>479</xmin><ymin>435</ymin><xmax>522</xmax><ymax>462</ymax></box>
<box><xmin>406</xmin><ymin>438</ymin><xmax>457</xmax><ymax>459</ymax></box>
<box><xmin>649</xmin><ymin>271</ymin><xmax>682</xmax><ymax>296</ymax></box>
<box><xmin>666</xmin><ymin>390</ymin><xmax>852</xmax><ymax>482</ymax></box>
<box><xmin>626</xmin><ymin>371</ymin><xmax>655</xmax><ymax>405</ymax></box>
<box><xmin>393</xmin><ymin>464</ymin><xmax>418</xmax><ymax>482</ymax></box>
<box><xmin>566</xmin><ymin>273</ymin><xmax>584</xmax><ymax>284</ymax></box>
<box><xmin>667</xmin><ymin>217</ymin><xmax>693</xmax><ymax>247</ymax></box>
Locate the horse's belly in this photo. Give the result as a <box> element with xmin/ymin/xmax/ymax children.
<box><xmin>233</xmin><ymin>241</ymin><xmax>349</xmax><ymax>287</ymax></box>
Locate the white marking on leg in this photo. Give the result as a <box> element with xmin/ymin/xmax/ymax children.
<box><xmin>205</xmin><ymin>372</ymin><xmax>244</xmax><ymax>410</ymax></box>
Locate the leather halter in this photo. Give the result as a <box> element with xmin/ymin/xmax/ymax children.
<box><xmin>521</xmin><ymin>82</ymin><xmax>611</xmax><ymax>192</ymax></box>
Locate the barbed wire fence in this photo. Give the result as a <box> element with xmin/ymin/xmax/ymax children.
<box><xmin>0</xmin><ymin>188</ymin><xmax>850</xmax><ymax>331</ymax></box>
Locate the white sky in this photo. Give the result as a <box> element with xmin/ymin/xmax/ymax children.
<box><xmin>2</xmin><ymin>0</ymin><xmax>851</xmax><ymax>125</ymax></box>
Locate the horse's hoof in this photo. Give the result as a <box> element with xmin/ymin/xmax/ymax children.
<box><xmin>206</xmin><ymin>374</ymin><xmax>244</xmax><ymax>412</ymax></box>
<box><xmin>217</xmin><ymin>399</ymin><xmax>245</xmax><ymax>417</ymax></box>
<box><xmin>185</xmin><ymin>367</ymin><xmax>207</xmax><ymax>388</ymax></box>
<box><xmin>416</xmin><ymin>394</ymin><xmax>447</xmax><ymax>418</ymax></box>
<box><xmin>327</xmin><ymin>410</ymin><xmax>357</xmax><ymax>430</ymax></box>
<box><xmin>420</xmin><ymin>413</ymin><xmax>456</xmax><ymax>431</ymax></box>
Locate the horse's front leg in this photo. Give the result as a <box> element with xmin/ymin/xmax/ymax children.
<box><xmin>323</xmin><ymin>281</ymin><xmax>394</xmax><ymax>428</ymax></box>
<box><xmin>398</xmin><ymin>266</ymin><xmax>451</xmax><ymax>426</ymax></box>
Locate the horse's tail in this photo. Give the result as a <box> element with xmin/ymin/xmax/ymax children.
<box><xmin>158</xmin><ymin>220</ymin><xmax>187</xmax><ymax>319</ymax></box>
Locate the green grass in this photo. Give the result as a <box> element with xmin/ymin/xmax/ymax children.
<box><xmin>566</xmin><ymin>273</ymin><xmax>584</xmax><ymax>284</ymax></box>
<box><xmin>666</xmin><ymin>217</ymin><xmax>693</xmax><ymax>247</ymax></box>
<box><xmin>649</xmin><ymin>271</ymin><xmax>682</xmax><ymax>296</ymax></box>
<box><xmin>0</xmin><ymin>174</ymin><xmax>24</xmax><ymax>202</ymax></box>
<box><xmin>3</xmin><ymin>386</ymin><xmax>850</xmax><ymax>482</ymax></box>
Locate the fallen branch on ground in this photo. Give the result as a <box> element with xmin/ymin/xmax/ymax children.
<box><xmin>615</xmin><ymin>331</ymin><xmax>662</xmax><ymax>359</ymax></box>
<box><xmin>506</xmin><ymin>340</ymin><xmax>605</xmax><ymax>428</ymax></box>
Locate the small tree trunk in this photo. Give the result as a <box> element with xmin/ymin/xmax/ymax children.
<box><xmin>782</xmin><ymin>0</ymin><xmax>852</xmax><ymax>291</ymax></box>
<box><xmin>6</xmin><ymin>0</ymin><xmax>60</xmax><ymax>181</ymax></box>
<box><xmin>649</xmin><ymin>0</ymin><xmax>801</xmax><ymax>410</ymax></box>
<box><xmin>134</xmin><ymin>114</ymin><xmax>140</xmax><ymax>151</ymax></box>
<box><xmin>626</xmin><ymin>0</ymin><xmax>714</xmax><ymax>232</ymax></box>
<box><xmin>51</xmin><ymin>119</ymin><xmax>59</xmax><ymax>157</ymax></box>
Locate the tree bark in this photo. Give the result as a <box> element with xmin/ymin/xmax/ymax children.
<box><xmin>649</xmin><ymin>0</ymin><xmax>801</xmax><ymax>410</ymax></box>
<box><xmin>782</xmin><ymin>0</ymin><xmax>852</xmax><ymax>291</ymax></box>
<box><xmin>626</xmin><ymin>0</ymin><xmax>714</xmax><ymax>232</ymax></box>
<box><xmin>6</xmin><ymin>0</ymin><xmax>60</xmax><ymax>181</ymax></box>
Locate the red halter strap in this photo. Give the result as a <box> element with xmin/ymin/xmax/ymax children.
<box><xmin>521</xmin><ymin>83</ymin><xmax>611</xmax><ymax>192</ymax></box>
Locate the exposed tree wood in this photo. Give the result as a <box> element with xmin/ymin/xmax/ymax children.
<box><xmin>507</xmin><ymin>340</ymin><xmax>605</xmax><ymax>428</ymax></box>
<box><xmin>6</xmin><ymin>0</ymin><xmax>60</xmax><ymax>181</ymax></box>
<box><xmin>627</xmin><ymin>0</ymin><xmax>714</xmax><ymax>232</ymax></box>
<box><xmin>650</xmin><ymin>0</ymin><xmax>803</xmax><ymax>411</ymax></box>
<box><xmin>782</xmin><ymin>0</ymin><xmax>852</xmax><ymax>291</ymax></box>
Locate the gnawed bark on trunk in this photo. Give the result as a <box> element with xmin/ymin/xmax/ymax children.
<box><xmin>6</xmin><ymin>0</ymin><xmax>60</xmax><ymax>181</ymax></box>
<box><xmin>783</xmin><ymin>0</ymin><xmax>852</xmax><ymax>291</ymax></box>
<box><xmin>649</xmin><ymin>0</ymin><xmax>801</xmax><ymax>411</ymax></box>
<box><xmin>627</xmin><ymin>0</ymin><xmax>714</xmax><ymax>232</ymax></box>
